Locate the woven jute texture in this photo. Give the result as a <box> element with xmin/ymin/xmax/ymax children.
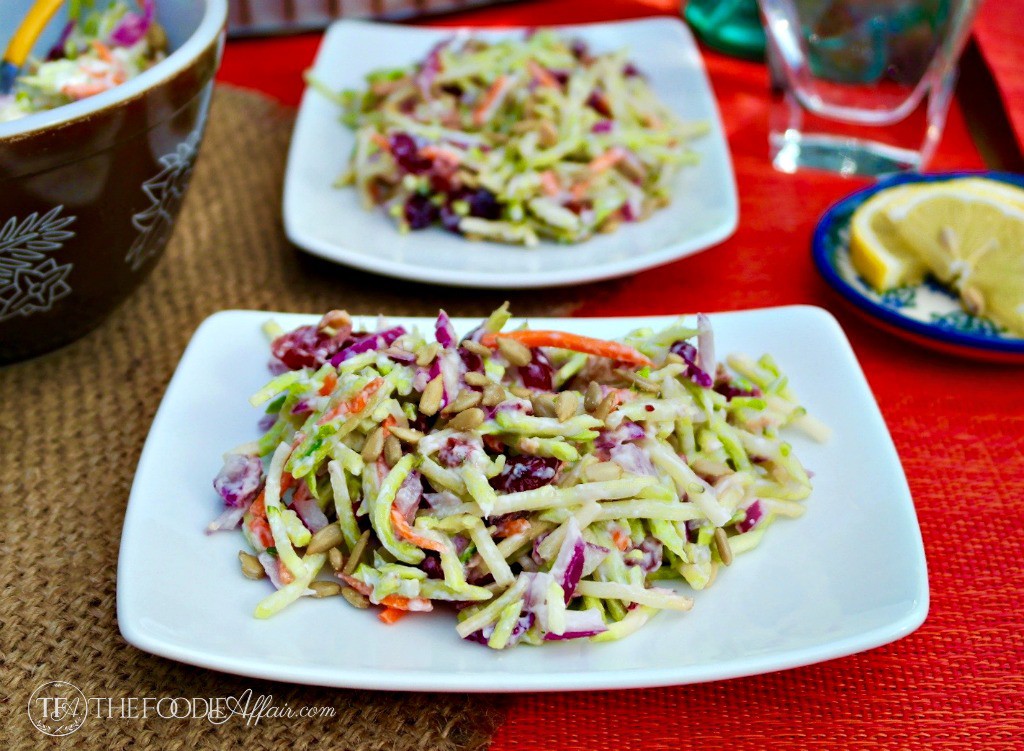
<box><xmin>0</xmin><ymin>85</ymin><xmax>583</xmax><ymax>750</ymax></box>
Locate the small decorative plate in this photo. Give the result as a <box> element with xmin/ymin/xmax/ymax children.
<box><xmin>812</xmin><ymin>171</ymin><xmax>1024</xmax><ymax>364</ymax></box>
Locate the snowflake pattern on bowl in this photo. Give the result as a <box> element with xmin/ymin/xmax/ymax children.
<box><xmin>0</xmin><ymin>206</ymin><xmax>76</xmax><ymax>323</ymax></box>
<box><xmin>125</xmin><ymin>130</ymin><xmax>201</xmax><ymax>272</ymax></box>
<box><xmin>930</xmin><ymin>311</ymin><xmax>1004</xmax><ymax>336</ymax></box>
<box><xmin>879</xmin><ymin>286</ymin><xmax>917</xmax><ymax>310</ymax></box>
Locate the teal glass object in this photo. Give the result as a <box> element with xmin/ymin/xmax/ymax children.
<box><xmin>684</xmin><ymin>0</ymin><xmax>767</xmax><ymax>60</ymax></box>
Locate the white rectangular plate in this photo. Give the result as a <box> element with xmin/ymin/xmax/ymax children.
<box><xmin>283</xmin><ymin>18</ymin><xmax>738</xmax><ymax>288</ymax></box>
<box><xmin>117</xmin><ymin>306</ymin><xmax>927</xmax><ymax>692</ymax></box>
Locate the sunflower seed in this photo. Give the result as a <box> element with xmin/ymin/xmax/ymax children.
<box><xmin>594</xmin><ymin>392</ymin><xmax>617</xmax><ymax>420</ymax></box>
<box><xmin>328</xmin><ymin>548</ymin><xmax>345</xmax><ymax>571</ymax></box>
<box><xmin>714</xmin><ymin>527</ymin><xmax>733</xmax><ymax>566</ymax></box>
<box><xmin>464</xmin><ymin>371</ymin><xmax>490</xmax><ymax>387</ymax></box>
<box><xmin>531</xmin><ymin>393</ymin><xmax>556</xmax><ymax>418</ymax></box>
<box><xmin>555</xmin><ymin>391</ymin><xmax>578</xmax><ymax>422</ymax></box>
<box><xmin>483</xmin><ymin>382</ymin><xmax>506</xmax><ymax>407</ymax></box>
<box><xmin>616</xmin><ymin>367</ymin><xmax>660</xmax><ymax>394</ymax></box>
<box><xmin>238</xmin><ymin>551</ymin><xmax>265</xmax><ymax>580</ymax></box>
<box><xmin>461</xmin><ymin>339</ymin><xmax>492</xmax><ymax>357</ymax></box>
<box><xmin>384</xmin><ymin>435</ymin><xmax>403</xmax><ymax>467</ymax></box>
<box><xmin>306</xmin><ymin>523</ymin><xmax>344</xmax><ymax>555</ymax></box>
<box><xmin>498</xmin><ymin>337</ymin><xmax>533</xmax><ymax>367</ymax></box>
<box><xmin>584</xmin><ymin>462</ymin><xmax>623</xmax><ymax>482</ymax></box>
<box><xmin>341</xmin><ymin>587</ymin><xmax>370</xmax><ymax>609</ymax></box>
<box><xmin>310</xmin><ymin>581</ymin><xmax>342</xmax><ymax>598</ymax></box>
<box><xmin>443</xmin><ymin>388</ymin><xmax>482</xmax><ymax>415</ymax></box>
<box><xmin>962</xmin><ymin>285</ymin><xmax>985</xmax><ymax>316</ymax></box>
<box><xmin>419</xmin><ymin>375</ymin><xmax>444</xmax><ymax>416</ymax></box>
<box><xmin>361</xmin><ymin>427</ymin><xmax>385</xmax><ymax>462</ymax></box>
<box><xmin>538</xmin><ymin>120</ymin><xmax>559</xmax><ymax>148</ymax></box>
<box><xmin>416</xmin><ymin>341</ymin><xmax>441</xmax><ymax>367</ymax></box>
<box><xmin>343</xmin><ymin>530</ymin><xmax>371</xmax><ymax>575</ymax></box>
<box><xmin>510</xmin><ymin>385</ymin><xmax>533</xmax><ymax>399</ymax></box>
<box><xmin>447</xmin><ymin>407</ymin><xmax>485</xmax><ymax>431</ymax></box>
<box><xmin>389</xmin><ymin>425</ymin><xmax>424</xmax><ymax>444</ymax></box>
<box><xmin>584</xmin><ymin>381</ymin><xmax>603</xmax><ymax>411</ymax></box>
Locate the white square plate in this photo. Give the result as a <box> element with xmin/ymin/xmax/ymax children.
<box><xmin>118</xmin><ymin>306</ymin><xmax>927</xmax><ymax>691</ymax></box>
<box><xmin>282</xmin><ymin>18</ymin><xmax>738</xmax><ymax>288</ymax></box>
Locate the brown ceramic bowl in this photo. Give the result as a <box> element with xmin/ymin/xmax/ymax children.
<box><xmin>0</xmin><ymin>0</ymin><xmax>227</xmax><ymax>363</ymax></box>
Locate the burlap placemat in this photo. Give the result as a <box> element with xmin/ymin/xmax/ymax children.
<box><xmin>0</xmin><ymin>85</ymin><xmax>584</xmax><ymax>750</ymax></box>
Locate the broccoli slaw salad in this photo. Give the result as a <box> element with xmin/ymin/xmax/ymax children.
<box><xmin>0</xmin><ymin>1</ymin><xmax>166</xmax><ymax>123</ymax></box>
<box><xmin>208</xmin><ymin>307</ymin><xmax>829</xmax><ymax>649</ymax></box>
<box><xmin>313</xmin><ymin>30</ymin><xmax>708</xmax><ymax>245</ymax></box>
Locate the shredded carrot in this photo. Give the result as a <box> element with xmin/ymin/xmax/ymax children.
<box><xmin>378</xmin><ymin>606</ymin><xmax>409</xmax><ymax>624</ymax></box>
<box><xmin>420</xmin><ymin>145</ymin><xmax>462</xmax><ymax>164</ymax></box>
<box><xmin>339</xmin><ymin>573</ymin><xmax>372</xmax><ymax>595</ymax></box>
<box><xmin>528</xmin><ymin>60</ymin><xmax>561</xmax><ymax>89</ymax></box>
<box><xmin>91</xmin><ymin>40</ymin><xmax>113</xmax><ymax>62</ymax></box>
<box><xmin>292</xmin><ymin>480</ymin><xmax>311</xmax><ymax>504</ymax></box>
<box><xmin>540</xmin><ymin>171</ymin><xmax>561</xmax><ymax>196</ymax></box>
<box><xmin>380</xmin><ymin>414</ymin><xmax>397</xmax><ymax>438</ymax></box>
<box><xmin>588</xmin><ymin>147</ymin><xmax>625</xmax><ymax>174</ymax></box>
<box><xmin>318</xmin><ymin>377</ymin><xmax>385</xmax><ymax>425</ymax></box>
<box><xmin>391</xmin><ymin>507</ymin><xmax>446</xmax><ymax>553</ymax></box>
<box><xmin>473</xmin><ymin>75</ymin><xmax>508</xmax><ymax>126</ymax></box>
<box><xmin>496</xmin><ymin>517</ymin><xmax>531</xmax><ymax>538</ymax></box>
<box><xmin>570</xmin><ymin>180</ymin><xmax>591</xmax><ymax>201</ymax></box>
<box><xmin>318</xmin><ymin>371</ymin><xmax>338</xmax><ymax>396</ymax></box>
<box><xmin>370</xmin><ymin>132</ymin><xmax>391</xmax><ymax>152</ymax></box>
<box><xmin>247</xmin><ymin>492</ymin><xmax>274</xmax><ymax>548</ymax></box>
<box><xmin>611</xmin><ymin>528</ymin><xmax>631</xmax><ymax>551</ymax></box>
<box><xmin>61</xmin><ymin>81</ymin><xmax>109</xmax><ymax>99</ymax></box>
<box><xmin>278</xmin><ymin>559</ymin><xmax>295</xmax><ymax>585</ymax></box>
<box><xmin>480</xmin><ymin>330</ymin><xmax>652</xmax><ymax>366</ymax></box>
<box><xmin>381</xmin><ymin>594</ymin><xmax>432</xmax><ymax>611</ymax></box>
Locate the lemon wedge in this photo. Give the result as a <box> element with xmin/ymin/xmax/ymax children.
<box><xmin>849</xmin><ymin>185</ymin><xmax>928</xmax><ymax>291</ymax></box>
<box><xmin>956</xmin><ymin>177</ymin><xmax>1024</xmax><ymax>209</ymax></box>
<box><xmin>886</xmin><ymin>182</ymin><xmax>1024</xmax><ymax>336</ymax></box>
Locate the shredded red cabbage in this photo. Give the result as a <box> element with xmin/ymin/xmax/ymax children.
<box><xmin>109</xmin><ymin>0</ymin><xmax>154</xmax><ymax>48</ymax></box>
<box><xmin>213</xmin><ymin>454</ymin><xmax>263</xmax><ymax>508</ymax></box>
<box><xmin>329</xmin><ymin>326</ymin><xmax>406</xmax><ymax>366</ymax></box>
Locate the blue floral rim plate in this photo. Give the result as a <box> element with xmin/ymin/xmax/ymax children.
<box><xmin>812</xmin><ymin>170</ymin><xmax>1024</xmax><ymax>363</ymax></box>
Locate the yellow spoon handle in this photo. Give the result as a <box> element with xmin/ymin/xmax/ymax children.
<box><xmin>4</xmin><ymin>0</ymin><xmax>66</xmax><ymax>67</ymax></box>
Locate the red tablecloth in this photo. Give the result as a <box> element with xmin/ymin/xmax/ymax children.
<box><xmin>974</xmin><ymin>3</ymin><xmax>1024</xmax><ymax>155</ymax></box>
<box><xmin>217</xmin><ymin>3</ymin><xmax>1024</xmax><ymax>749</ymax></box>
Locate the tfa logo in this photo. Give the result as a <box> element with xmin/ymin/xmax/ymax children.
<box><xmin>28</xmin><ymin>681</ymin><xmax>88</xmax><ymax>736</ymax></box>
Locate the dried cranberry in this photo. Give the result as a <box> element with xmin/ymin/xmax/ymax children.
<box><xmin>389</xmin><ymin>132</ymin><xmax>430</xmax><ymax>174</ymax></box>
<box><xmin>271</xmin><ymin>325</ymin><xmax>347</xmax><ymax>370</ymax></box>
<box><xmin>714</xmin><ymin>380</ymin><xmax>762</xmax><ymax>400</ymax></box>
<box><xmin>587</xmin><ymin>90</ymin><xmax>612</xmax><ymax>117</ymax></box>
<box><xmin>465</xmin><ymin>188</ymin><xmax>502</xmax><ymax>220</ymax></box>
<box><xmin>623</xmin><ymin>62</ymin><xmax>642</xmax><ymax>77</ymax></box>
<box><xmin>439</xmin><ymin>438</ymin><xmax>474</xmax><ymax>468</ymax></box>
<box><xmin>420</xmin><ymin>554</ymin><xmax>444</xmax><ymax>579</ymax></box>
<box><xmin>570</xmin><ymin>39</ymin><xmax>590</xmax><ymax>60</ymax></box>
<box><xmin>490</xmin><ymin>455</ymin><xmax>560</xmax><ymax>493</ymax></box>
<box><xmin>439</xmin><ymin>203</ymin><xmax>463</xmax><ymax>233</ymax></box>
<box><xmin>517</xmin><ymin>349</ymin><xmax>554</xmax><ymax>391</ymax></box>
<box><xmin>459</xmin><ymin>347</ymin><xmax>483</xmax><ymax>374</ymax></box>
<box><xmin>549</xmin><ymin>69</ymin><xmax>570</xmax><ymax>85</ymax></box>
<box><xmin>404</xmin><ymin>194</ymin><xmax>439</xmax><ymax>230</ymax></box>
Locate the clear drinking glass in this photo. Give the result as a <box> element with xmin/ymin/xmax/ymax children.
<box><xmin>757</xmin><ymin>0</ymin><xmax>983</xmax><ymax>175</ymax></box>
